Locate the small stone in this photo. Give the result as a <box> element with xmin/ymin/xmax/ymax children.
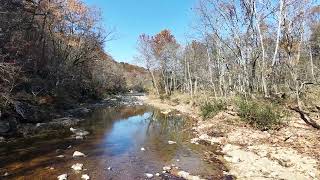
<box><xmin>4</xmin><ymin>172</ymin><xmax>9</xmax><ymax>176</ymax></box>
<box><xmin>107</xmin><ymin>167</ymin><xmax>112</xmax><ymax>170</ymax></box>
<box><xmin>177</xmin><ymin>171</ymin><xmax>190</xmax><ymax>179</ymax></box>
<box><xmin>75</xmin><ymin>135</ymin><xmax>84</xmax><ymax>140</ymax></box>
<box><xmin>176</xmin><ymin>159</ymin><xmax>180</xmax><ymax>162</ymax></box>
<box><xmin>145</xmin><ymin>173</ymin><xmax>153</xmax><ymax>178</ymax></box>
<box><xmin>67</xmin><ymin>145</ymin><xmax>72</xmax><ymax>149</ymax></box>
<box><xmin>70</xmin><ymin>127</ymin><xmax>77</xmax><ymax>133</ymax></box>
<box><xmin>81</xmin><ymin>174</ymin><xmax>90</xmax><ymax>180</ymax></box>
<box><xmin>57</xmin><ymin>174</ymin><xmax>67</xmax><ymax>180</ymax></box>
<box><xmin>73</xmin><ymin>151</ymin><xmax>86</xmax><ymax>157</ymax></box>
<box><xmin>0</xmin><ymin>136</ymin><xmax>5</xmax><ymax>142</ymax></box>
<box><xmin>71</xmin><ymin>163</ymin><xmax>83</xmax><ymax>171</ymax></box>
<box><xmin>50</xmin><ymin>167</ymin><xmax>55</xmax><ymax>170</ymax></box>
<box><xmin>141</xmin><ymin>147</ymin><xmax>145</xmax><ymax>151</ymax></box>
<box><xmin>56</xmin><ymin>155</ymin><xmax>65</xmax><ymax>158</ymax></box>
<box><xmin>155</xmin><ymin>173</ymin><xmax>160</xmax><ymax>176</ymax></box>
<box><xmin>168</xmin><ymin>141</ymin><xmax>176</xmax><ymax>145</ymax></box>
<box><xmin>163</xmin><ymin>166</ymin><xmax>171</xmax><ymax>171</ymax></box>
<box><xmin>162</xmin><ymin>171</ymin><xmax>166</xmax><ymax>173</ymax></box>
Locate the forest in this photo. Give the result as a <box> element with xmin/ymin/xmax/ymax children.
<box><xmin>137</xmin><ymin>0</ymin><xmax>320</xmax><ymax>129</ymax></box>
<box><xmin>0</xmin><ymin>0</ymin><xmax>149</xmax><ymax>132</ymax></box>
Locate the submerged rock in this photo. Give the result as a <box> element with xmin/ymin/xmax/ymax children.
<box><xmin>57</xmin><ymin>174</ymin><xmax>67</xmax><ymax>180</ymax></box>
<box><xmin>75</xmin><ymin>135</ymin><xmax>84</xmax><ymax>140</ymax></box>
<box><xmin>176</xmin><ymin>171</ymin><xmax>205</xmax><ymax>180</ymax></box>
<box><xmin>73</xmin><ymin>151</ymin><xmax>86</xmax><ymax>157</ymax></box>
<box><xmin>81</xmin><ymin>174</ymin><xmax>90</xmax><ymax>180</ymax></box>
<box><xmin>71</xmin><ymin>163</ymin><xmax>83</xmax><ymax>171</ymax></box>
<box><xmin>145</xmin><ymin>173</ymin><xmax>153</xmax><ymax>178</ymax></box>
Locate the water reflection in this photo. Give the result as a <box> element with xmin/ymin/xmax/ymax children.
<box><xmin>0</xmin><ymin>105</ymin><xmax>222</xmax><ymax>179</ymax></box>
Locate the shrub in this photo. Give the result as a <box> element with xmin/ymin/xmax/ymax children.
<box><xmin>200</xmin><ymin>100</ymin><xmax>227</xmax><ymax>119</ymax></box>
<box><xmin>236</xmin><ymin>98</ymin><xmax>283</xmax><ymax>130</ymax></box>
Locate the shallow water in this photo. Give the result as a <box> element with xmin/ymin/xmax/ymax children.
<box><xmin>0</xmin><ymin>105</ymin><xmax>224</xmax><ymax>179</ymax></box>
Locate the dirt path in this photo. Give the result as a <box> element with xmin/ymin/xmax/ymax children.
<box><xmin>139</xmin><ymin>96</ymin><xmax>320</xmax><ymax>180</ymax></box>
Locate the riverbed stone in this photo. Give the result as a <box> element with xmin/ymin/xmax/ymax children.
<box><xmin>145</xmin><ymin>173</ymin><xmax>153</xmax><ymax>178</ymax></box>
<box><xmin>73</xmin><ymin>151</ymin><xmax>86</xmax><ymax>157</ymax></box>
<box><xmin>57</xmin><ymin>174</ymin><xmax>67</xmax><ymax>180</ymax></box>
<box><xmin>71</xmin><ymin>163</ymin><xmax>83</xmax><ymax>171</ymax></box>
<box><xmin>81</xmin><ymin>174</ymin><xmax>90</xmax><ymax>180</ymax></box>
<box><xmin>163</xmin><ymin>166</ymin><xmax>171</xmax><ymax>171</ymax></box>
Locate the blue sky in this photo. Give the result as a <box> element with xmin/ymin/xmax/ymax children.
<box><xmin>84</xmin><ymin>0</ymin><xmax>196</xmax><ymax>64</ymax></box>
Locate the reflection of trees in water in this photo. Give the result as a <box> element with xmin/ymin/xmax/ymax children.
<box><xmin>144</xmin><ymin>110</ymin><xmax>193</xmax><ymax>162</ymax></box>
<box><xmin>83</xmin><ymin>105</ymin><xmax>150</xmax><ymax>133</ymax></box>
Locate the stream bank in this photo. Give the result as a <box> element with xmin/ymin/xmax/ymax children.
<box><xmin>140</xmin><ymin>95</ymin><xmax>320</xmax><ymax>180</ymax></box>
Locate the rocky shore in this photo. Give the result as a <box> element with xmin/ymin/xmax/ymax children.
<box><xmin>0</xmin><ymin>94</ymin><xmax>144</xmax><ymax>142</ymax></box>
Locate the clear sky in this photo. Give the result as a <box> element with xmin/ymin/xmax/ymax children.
<box><xmin>83</xmin><ymin>0</ymin><xmax>196</xmax><ymax>64</ymax></box>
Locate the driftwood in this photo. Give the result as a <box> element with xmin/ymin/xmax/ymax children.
<box><xmin>290</xmin><ymin>106</ymin><xmax>320</xmax><ymax>129</ymax></box>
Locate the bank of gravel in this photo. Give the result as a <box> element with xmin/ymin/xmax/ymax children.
<box><xmin>140</xmin><ymin>96</ymin><xmax>320</xmax><ymax>180</ymax></box>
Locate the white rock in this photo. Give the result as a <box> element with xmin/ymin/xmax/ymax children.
<box><xmin>162</xmin><ymin>171</ymin><xmax>166</xmax><ymax>173</ymax></box>
<box><xmin>57</xmin><ymin>174</ymin><xmax>67</xmax><ymax>180</ymax></box>
<box><xmin>70</xmin><ymin>127</ymin><xmax>77</xmax><ymax>133</ymax></box>
<box><xmin>67</xmin><ymin>145</ymin><xmax>72</xmax><ymax>149</ymax></box>
<box><xmin>140</xmin><ymin>147</ymin><xmax>145</xmax><ymax>151</ymax></box>
<box><xmin>4</xmin><ymin>172</ymin><xmax>9</xmax><ymax>176</ymax></box>
<box><xmin>56</xmin><ymin>155</ymin><xmax>65</xmax><ymax>158</ymax></box>
<box><xmin>107</xmin><ymin>166</ymin><xmax>112</xmax><ymax>170</ymax></box>
<box><xmin>50</xmin><ymin>167</ymin><xmax>55</xmax><ymax>170</ymax></box>
<box><xmin>0</xmin><ymin>136</ymin><xmax>5</xmax><ymax>142</ymax></box>
<box><xmin>168</xmin><ymin>141</ymin><xmax>176</xmax><ymax>144</ymax></box>
<box><xmin>177</xmin><ymin>171</ymin><xmax>190</xmax><ymax>179</ymax></box>
<box><xmin>155</xmin><ymin>173</ymin><xmax>160</xmax><ymax>176</ymax></box>
<box><xmin>71</xmin><ymin>163</ymin><xmax>83</xmax><ymax>171</ymax></box>
<box><xmin>75</xmin><ymin>135</ymin><xmax>84</xmax><ymax>140</ymax></box>
<box><xmin>81</xmin><ymin>174</ymin><xmax>90</xmax><ymax>180</ymax></box>
<box><xmin>73</xmin><ymin>151</ymin><xmax>86</xmax><ymax>157</ymax></box>
<box><xmin>176</xmin><ymin>159</ymin><xmax>180</xmax><ymax>162</ymax></box>
<box><xmin>145</xmin><ymin>173</ymin><xmax>153</xmax><ymax>178</ymax></box>
<box><xmin>163</xmin><ymin>166</ymin><xmax>171</xmax><ymax>171</ymax></box>
<box><xmin>161</xmin><ymin>110</ymin><xmax>171</xmax><ymax>115</ymax></box>
<box><xmin>70</xmin><ymin>128</ymin><xmax>89</xmax><ymax>136</ymax></box>
<box><xmin>190</xmin><ymin>138</ymin><xmax>199</xmax><ymax>144</ymax></box>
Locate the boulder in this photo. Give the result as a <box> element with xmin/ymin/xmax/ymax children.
<box><xmin>13</xmin><ymin>101</ymin><xmax>44</xmax><ymax>123</ymax></box>
<box><xmin>0</xmin><ymin>117</ymin><xmax>17</xmax><ymax>136</ymax></box>
<box><xmin>0</xmin><ymin>121</ymin><xmax>10</xmax><ymax>134</ymax></box>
